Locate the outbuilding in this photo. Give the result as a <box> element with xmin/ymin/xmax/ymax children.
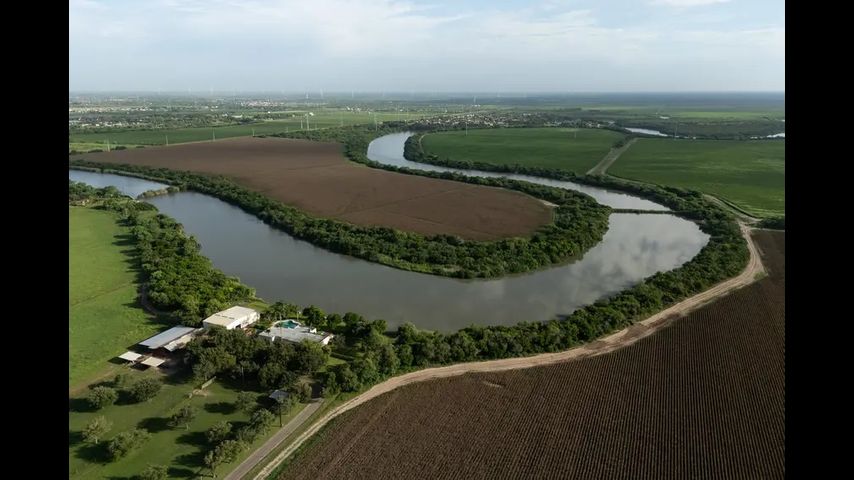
<box><xmin>202</xmin><ymin>306</ymin><xmax>260</xmax><ymax>330</ymax></box>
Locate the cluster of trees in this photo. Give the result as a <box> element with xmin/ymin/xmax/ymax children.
<box><xmin>129</xmin><ymin>211</ymin><xmax>254</xmax><ymax>325</ymax></box>
<box><xmin>184</xmin><ymin>327</ymin><xmax>330</xmax><ymax>389</ymax></box>
<box><xmin>70</xmin><ymin>181</ymin><xmax>255</xmax><ymax>325</ymax></box>
<box><xmin>69</xmin><ymin>156</ymin><xmax>611</xmax><ymax>278</ymax></box>
<box><xmin>85</xmin><ymin>377</ymin><xmax>163</xmax><ymax>410</ymax></box>
<box><xmin>137</xmin><ymin>186</ymin><xmax>180</xmax><ymax>199</ymax></box>
<box><xmin>201</xmin><ymin>402</ymin><xmax>279</xmax><ymax>476</ymax></box>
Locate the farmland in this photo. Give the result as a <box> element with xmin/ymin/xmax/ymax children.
<box><xmin>610</xmin><ymin>138</ymin><xmax>785</xmax><ymax>217</ymax></box>
<box><xmin>420</xmin><ymin>127</ymin><xmax>624</xmax><ymax>174</ymax></box>
<box><xmin>276</xmin><ymin>230</ymin><xmax>784</xmax><ymax>480</ymax></box>
<box><xmin>74</xmin><ymin>137</ymin><xmax>553</xmax><ymax>241</ymax></box>
<box><xmin>69</xmin><ymin>207</ymin><xmax>162</xmax><ymax>387</ymax></box>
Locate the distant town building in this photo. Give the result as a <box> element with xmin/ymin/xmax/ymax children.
<box><xmin>259</xmin><ymin>319</ymin><xmax>334</xmax><ymax>345</ymax></box>
<box><xmin>202</xmin><ymin>306</ymin><xmax>260</xmax><ymax>330</ymax></box>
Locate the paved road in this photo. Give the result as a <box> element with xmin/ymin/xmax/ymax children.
<box><xmin>224</xmin><ymin>400</ymin><xmax>324</xmax><ymax>480</ymax></box>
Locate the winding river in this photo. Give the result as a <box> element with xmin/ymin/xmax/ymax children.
<box><xmin>70</xmin><ymin>133</ymin><xmax>708</xmax><ymax>331</ymax></box>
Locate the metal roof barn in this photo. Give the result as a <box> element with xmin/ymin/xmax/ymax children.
<box><xmin>139</xmin><ymin>326</ymin><xmax>197</xmax><ymax>350</ymax></box>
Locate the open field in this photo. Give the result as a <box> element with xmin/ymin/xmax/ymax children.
<box><xmin>275</xmin><ymin>230</ymin><xmax>784</xmax><ymax>480</ymax></box>
<box><xmin>69</xmin><ymin>207</ymin><xmax>163</xmax><ymax>387</ymax></box>
<box><xmin>69</xmin><ymin>371</ymin><xmax>304</xmax><ymax>479</ymax></box>
<box><xmin>74</xmin><ymin>137</ymin><xmax>553</xmax><ymax>240</ymax></box>
<box><xmin>70</xmin><ymin>112</ymin><xmax>433</xmax><ymax>147</ymax></box>
<box><xmin>611</xmin><ymin>138</ymin><xmax>785</xmax><ymax>217</ymax></box>
<box><xmin>421</xmin><ymin>127</ymin><xmax>624</xmax><ymax>174</ymax></box>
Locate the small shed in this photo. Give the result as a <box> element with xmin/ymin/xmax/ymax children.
<box><xmin>140</xmin><ymin>356</ymin><xmax>167</xmax><ymax>368</ymax></box>
<box><xmin>118</xmin><ymin>351</ymin><xmax>142</xmax><ymax>363</ymax></box>
<box><xmin>269</xmin><ymin>390</ymin><xmax>289</xmax><ymax>403</ymax></box>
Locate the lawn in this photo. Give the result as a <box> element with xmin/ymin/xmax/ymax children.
<box><xmin>69</xmin><ymin>371</ymin><xmax>305</xmax><ymax>479</ymax></box>
<box><xmin>69</xmin><ymin>111</ymin><xmax>433</xmax><ymax>146</ymax></box>
<box><xmin>69</xmin><ymin>207</ymin><xmax>164</xmax><ymax>387</ymax></box>
<box><xmin>610</xmin><ymin>138</ymin><xmax>785</xmax><ymax>217</ymax></box>
<box><xmin>420</xmin><ymin>127</ymin><xmax>624</xmax><ymax>174</ymax></box>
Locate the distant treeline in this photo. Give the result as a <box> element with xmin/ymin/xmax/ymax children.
<box><xmin>70</xmin><ymin>181</ymin><xmax>254</xmax><ymax>325</ymax></box>
<box><xmin>70</xmin><ymin>145</ymin><xmax>611</xmax><ymax>278</ymax></box>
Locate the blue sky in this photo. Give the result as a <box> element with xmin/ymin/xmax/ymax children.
<box><xmin>69</xmin><ymin>0</ymin><xmax>784</xmax><ymax>92</ymax></box>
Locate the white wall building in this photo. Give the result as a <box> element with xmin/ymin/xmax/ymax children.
<box><xmin>202</xmin><ymin>306</ymin><xmax>260</xmax><ymax>330</ymax></box>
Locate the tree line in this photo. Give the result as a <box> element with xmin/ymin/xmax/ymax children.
<box><xmin>70</xmin><ymin>181</ymin><xmax>255</xmax><ymax>325</ymax></box>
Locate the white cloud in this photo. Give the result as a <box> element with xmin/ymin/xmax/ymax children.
<box><xmin>650</xmin><ymin>0</ymin><xmax>731</xmax><ymax>6</ymax></box>
<box><xmin>69</xmin><ymin>0</ymin><xmax>784</xmax><ymax>91</ymax></box>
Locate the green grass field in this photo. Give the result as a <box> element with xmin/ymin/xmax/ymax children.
<box><xmin>421</xmin><ymin>127</ymin><xmax>624</xmax><ymax>173</ymax></box>
<box><xmin>70</xmin><ymin>111</ymin><xmax>433</xmax><ymax>146</ymax></box>
<box><xmin>70</xmin><ymin>207</ymin><xmax>164</xmax><ymax>387</ymax></box>
<box><xmin>610</xmin><ymin>138</ymin><xmax>785</xmax><ymax>217</ymax></box>
<box><xmin>70</xmin><ymin>372</ymin><xmax>304</xmax><ymax>479</ymax></box>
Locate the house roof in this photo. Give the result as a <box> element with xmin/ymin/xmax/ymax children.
<box><xmin>203</xmin><ymin>306</ymin><xmax>258</xmax><ymax>327</ymax></box>
<box><xmin>259</xmin><ymin>325</ymin><xmax>333</xmax><ymax>344</ymax></box>
<box><xmin>139</xmin><ymin>326</ymin><xmax>197</xmax><ymax>349</ymax></box>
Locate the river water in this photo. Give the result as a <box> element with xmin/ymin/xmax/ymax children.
<box><xmin>69</xmin><ymin>133</ymin><xmax>708</xmax><ymax>331</ymax></box>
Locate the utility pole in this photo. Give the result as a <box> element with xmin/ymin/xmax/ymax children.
<box><xmin>212</xmin><ymin>130</ymin><xmax>216</xmax><ymax>142</ymax></box>
<box><xmin>165</xmin><ymin>134</ymin><xmax>169</xmax><ymax>146</ymax></box>
<box><xmin>106</xmin><ymin>138</ymin><xmax>110</xmax><ymax>152</ymax></box>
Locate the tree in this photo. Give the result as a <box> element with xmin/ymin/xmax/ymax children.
<box><xmin>331</xmin><ymin>364</ymin><xmax>360</xmax><ymax>392</ymax></box>
<box><xmin>234</xmin><ymin>391</ymin><xmax>257</xmax><ymax>415</ymax></box>
<box><xmin>206</xmin><ymin>420</ymin><xmax>233</xmax><ymax>444</ymax></box>
<box><xmin>128</xmin><ymin>378</ymin><xmax>162</xmax><ymax>403</ymax></box>
<box><xmin>107</xmin><ymin>429</ymin><xmax>151</xmax><ymax>460</ymax></box>
<box><xmin>169</xmin><ymin>405</ymin><xmax>197</xmax><ymax>430</ymax></box>
<box><xmin>139</xmin><ymin>464</ymin><xmax>168</xmax><ymax>480</ymax></box>
<box><xmin>258</xmin><ymin>362</ymin><xmax>295</xmax><ymax>390</ymax></box>
<box><xmin>377</xmin><ymin>344</ymin><xmax>400</xmax><ymax>375</ymax></box>
<box><xmin>301</xmin><ymin>305</ymin><xmax>326</xmax><ymax>327</ymax></box>
<box><xmin>86</xmin><ymin>386</ymin><xmax>118</xmax><ymax>410</ymax></box>
<box><xmin>294</xmin><ymin>341</ymin><xmax>329</xmax><ymax>375</ymax></box>
<box><xmin>262</xmin><ymin>302</ymin><xmax>300</xmax><ymax>323</ymax></box>
<box><xmin>205</xmin><ymin>440</ymin><xmax>245</xmax><ymax>477</ymax></box>
<box><xmin>250</xmin><ymin>408</ymin><xmax>276</xmax><ymax>432</ymax></box>
<box><xmin>82</xmin><ymin>416</ymin><xmax>112</xmax><ymax>445</ymax></box>
<box><xmin>289</xmin><ymin>382</ymin><xmax>312</xmax><ymax>403</ymax></box>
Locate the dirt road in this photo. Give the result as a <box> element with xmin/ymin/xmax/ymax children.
<box><xmin>251</xmin><ymin>223</ymin><xmax>764</xmax><ymax>480</ymax></box>
<box><xmin>225</xmin><ymin>400</ymin><xmax>324</xmax><ymax>480</ymax></box>
<box><xmin>587</xmin><ymin>137</ymin><xmax>637</xmax><ymax>175</ymax></box>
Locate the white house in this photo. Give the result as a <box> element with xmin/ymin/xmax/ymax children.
<box><xmin>202</xmin><ymin>306</ymin><xmax>260</xmax><ymax>330</ymax></box>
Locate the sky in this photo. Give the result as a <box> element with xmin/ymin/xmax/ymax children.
<box><xmin>69</xmin><ymin>0</ymin><xmax>784</xmax><ymax>93</ymax></box>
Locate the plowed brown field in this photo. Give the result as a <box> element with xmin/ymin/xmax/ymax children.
<box><xmin>77</xmin><ymin>137</ymin><xmax>552</xmax><ymax>240</ymax></box>
<box><xmin>278</xmin><ymin>230</ymin><xmax>785</xmax><ymax>480</ymax></box>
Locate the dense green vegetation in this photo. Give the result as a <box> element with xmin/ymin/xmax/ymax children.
<box><xmin>71</xmin><ymin>181</ymin><xmax>256</xmax><ymax>325</ymax></box>
<box><xmin>70</xmin><ymin>144</ymin><xmax>612</xmax><ymax>278</ymax></box>
<box><xmin>611</xmin><ymin>138</ymin><xmax>785</xmax><ymax>217</ymax></box>
<box><xmin>758</xmin><ymin>216</ymin><xmax>785</xmax><ymax>230</ymax></box>
<box><xmin>70</xmin><ymin>203</ymin><xmax>162</xmax><ymax>386</ymax></box>
<box><xmin>69</xmin><ymin>185</ymin><xmax>311</xmax><ymax>480</ymax></box>
<box><xmin>420</xmin><ymin>127</ymin><xmax>623</xmax><ymax>174</ymax></box>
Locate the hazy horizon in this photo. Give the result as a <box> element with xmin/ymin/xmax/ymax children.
<box><xmin>70</xmin><ymin>0</ymin><xmax>784</xmax><ymax>92</ymax></box>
